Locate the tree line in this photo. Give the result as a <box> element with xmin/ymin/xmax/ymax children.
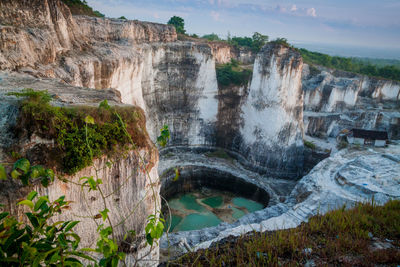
<box><xmin>299</xmin><ymin>48</ymin><xmax>400</xmax><ymax>81</ymax></box>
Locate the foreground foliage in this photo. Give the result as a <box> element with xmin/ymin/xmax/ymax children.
<box><xmin>172</xmin><ymin>200</ymin><xmax>400</xmax><ymax>266</ymax></box>
<box><xmin>0</xmin><ymin>90</ymin><xmax>171</xmax><ymax>266</ymax></box>
<box><xmin>0</xmin><ymin>193</ymin><xmax>91</xmax><ymax>266</ymax></box>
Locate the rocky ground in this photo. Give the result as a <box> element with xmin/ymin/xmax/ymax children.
<box><xmin>159</xmin><ymin>144</ymin><xmax>400</xmax><ymax>258</ymax></box>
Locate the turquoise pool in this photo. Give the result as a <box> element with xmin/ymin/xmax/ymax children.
<box><xmin>164</xmin><ymin>188</ymin><xmax>265</xmax><ymax>232</ymax></box>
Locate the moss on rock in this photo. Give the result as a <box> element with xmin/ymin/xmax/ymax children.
<box><xmin>10</xmin><ymin>89</ymin><xmax>150</xmax><ymax>175</ymax></box>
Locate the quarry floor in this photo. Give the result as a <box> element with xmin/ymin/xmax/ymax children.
<box><xmin>158</xmin><ymin>142</ymin><xmax>400</xmax><ymax>260</ymax></box>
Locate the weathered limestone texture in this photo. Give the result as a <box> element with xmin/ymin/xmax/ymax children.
<box><xmin>237</xmin><ymin>44</ymin><xmax>304</xmax><ymax>177</ymax></box>
<box><xmin>302</xmin><ymin>64</ymin><xmax>400</xmax><ymax>139</ymax></box>
<box><xmin>0</xmin><ymin>86</ymin><xmax>160</xmax><ymax>266</ymax></box>
<box><xmin>1</xmin><ymin>0</ymin><xmax>306</xmax><ymax>178</ymax></box>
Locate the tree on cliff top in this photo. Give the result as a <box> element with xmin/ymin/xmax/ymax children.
<box><xmin>168</xmin><ymin>16</ymin><xmax>186</xmax><ymax>34</ymax></box>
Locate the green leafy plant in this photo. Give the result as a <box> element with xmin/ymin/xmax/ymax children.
<box><xmin>145</xmin><ymin>215</ymin><xmax>165</xmax><ymax>246</ymax></box>
<box><xmin>1</xmin><ymin>92</ymin><xmax>171</xmax><ymax>266</ymax></box>
<box><xmin>304</xmin><ymin>140</ymin><xmax>316</xmax><ymax>150</ymax></box>
<box><xmin>0</xmin><ymin>157</ymin><xmax>54</xmax><ymax>187</ymax></box>
<box><xmin>157</xmin><ymin>125</ymin><xmax>170</xmax><ymax>147</ymax></box>
<box><xmin>0</xmin><ymin>192</ymin><xmax>92</xmax><ymax>266</ymax></box>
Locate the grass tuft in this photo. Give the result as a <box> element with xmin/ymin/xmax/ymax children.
<box><xmin>304</xmin><ymin>140</ymin><xmax>316</xmax><ymax>150</ymax></box>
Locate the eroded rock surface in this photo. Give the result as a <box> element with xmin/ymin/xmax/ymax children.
<box><xmin>1</xmin><ymin>0</ymin><xmax>306</xmax><ymax>178</ymax></box>
<box><xmin>180</xmin><ymin>145</ymin><xmax>400</xmax><ymax>252</ymax></box>
<box><xmin>237</xmin><ymin>44</ymin><xmax>304</xmax><ymax>177</ymax></box>
<box><xmin>302</xmin><ymin>64</ymin><xmax>400</xmax><ymax>139</ymax></box>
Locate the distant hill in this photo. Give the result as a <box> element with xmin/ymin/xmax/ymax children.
<box><xmin>352</xmin><ymin>58</ymin><xmax>400</xmax><ymax>68</ymax></box>
<box><xmin>299</xmin><ymin>48</ymin><xmax>400</xmax><ymax>82</ymax></box>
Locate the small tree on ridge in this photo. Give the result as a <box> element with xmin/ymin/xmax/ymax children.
<box><xmin>168</xmin><ymin>16</ymin><xmax>186</xmax><ymax>34</ymax></box>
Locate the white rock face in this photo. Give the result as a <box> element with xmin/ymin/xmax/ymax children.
<box><xmin>36</xmin><ymin>150</ymin><xmax>160</xmax><ymax>265</ymax></box>
<box><xmin>303</xmin><ymin>65</ymin><xmax>400</xmax><ymax>112</ymax></box>
<box><xmin>238</xmin><ymin>44</ymin><xmax>304</xmax><ymax>177</ymax></box>
<box><xmin>0</xmin><ymin>143</ymin><xmax>160</xmax><ymax>266</ymax></box>
<box><xmin>139</xmin><ymin>43</ymin><xmax>219</xmax><ymax>146</ymax></box>
<box><xmin>302</xmin><ymin>64</ymin><xmax>400</xmax><ymax>139</ymax></box>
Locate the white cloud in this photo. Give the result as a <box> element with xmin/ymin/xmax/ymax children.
<box><xmin>307</xmin><ymin>7</ymin><xmax>317</xmax><ymax>17</ymax></box>
<box><xmin>210</xmin><ymin>11</ymin><xmax>221</xmax><ymax>21</ymax></box>
<box><xmin>290</xmin><ymin>5</ymin><xmax>297</xmax><ymax>12</ymax></box>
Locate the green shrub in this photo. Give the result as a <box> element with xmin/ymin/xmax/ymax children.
<box><xmin>202</xmin><ymin>33</ymin><xmax>221</xmax><ymax>41</ymax></box>
<box><xmin>271</xmin><ymin>37</ymin><xmax>290</xmax><ymax>47</ymax></box>
<box><xmin>61</xmin><ymin>0</ymin><xmax>105</xmax><ymax>17</ymax></box>
<box><xmin>9</xmin><ymin>89</ymin><xmax>148</xmax><ymax>175</ymax></box>
<box><xmin>228</xmin><ymin>32</ymin><xmax>268</xmax><ymax>53</ymax></box>
<box><xmin>216</xmin><ymin>60</ymin><xmax>252</xmax><ymax>87</ymax></box>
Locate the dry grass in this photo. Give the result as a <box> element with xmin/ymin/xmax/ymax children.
<box><xmin>167</xmin><ymin>200</ymin><xmax>400</xmax><ymax>266</ymax></box>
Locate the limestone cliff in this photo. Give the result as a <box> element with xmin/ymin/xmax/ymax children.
<box><xmin>237</xmin><ymin>44</ymin><xmax>304</xmax><ymax>177</ymax></box>
<box><xmin>0</xmin><ymin>0</ymin><xmax>176</xmax><ymax>71</ymax></box>
<box><xmin>0</xmin><ymin>0</ymin><xmax>305</xmax><ymax>178</ymax></box>
<box><xmin>302</xmin><ymin>64</ymin><xmax>400</xmax><ymax>139</ymax></box>
<box><xmin>0</xmin><ymin>76</ymin><xmax>160</xmax><ymax>265</ymax></box>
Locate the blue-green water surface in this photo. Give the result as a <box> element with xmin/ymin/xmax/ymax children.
<box><xmin>165</xmin><ymin>189</ymin><xmax>265</xmax><ymax>232</ymax></box>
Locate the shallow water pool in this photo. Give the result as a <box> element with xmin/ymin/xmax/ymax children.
<box><xmin>164</xmin><ymin>188</ymin><xmax>265</xmax><ymax>232</ymax></box>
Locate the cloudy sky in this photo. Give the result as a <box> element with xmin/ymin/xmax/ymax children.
<box><xmin>87</xmin><ymin>0</ymin><xmax>400</xmax><ymax>51</ymax></box>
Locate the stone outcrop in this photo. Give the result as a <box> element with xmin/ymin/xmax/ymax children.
<box><xmin>0</xmin><ymin>76</ymin><xmax>160</xmax><ymax>265</ymax></box>
<box><xmin>303</xmin><ymin>65</ymin><xmax>400</xmax><ymax>112</ymax></box>
<box><xmin>237</xmin><ymin>44</ymin><xmax>304</xmax><ymax>177</ymax></box>
<box><xmin>0</xmin><ymin>150</ymin><xmax>160</xmax><ymax>264</ymax></box>
<box><xmin>0</xmin><ymin>0</ymin><xmax>176</xmax><ymax>71</ymax></box>
<box><xmin>302</xmin><ymin>64</ymin><xmax>400</xmax><ymax>139</ymax></box>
